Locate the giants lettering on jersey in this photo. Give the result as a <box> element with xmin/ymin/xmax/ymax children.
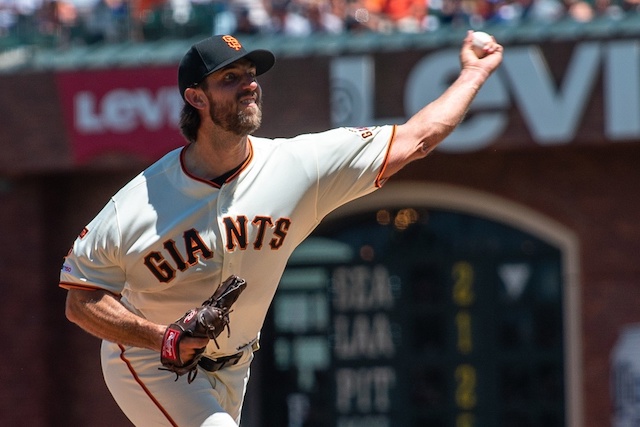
<box><xmin>143</xmin><ymin>215</ymin><xmax>291</xmax><ymax>282</ymax></box>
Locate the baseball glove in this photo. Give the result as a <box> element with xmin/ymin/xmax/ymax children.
<box><xmin>159</xmin><ymin>275</ymin><xmax>247</xmax><ymax>382</ymax></box>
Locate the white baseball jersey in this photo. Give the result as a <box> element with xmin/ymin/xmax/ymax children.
<box><xmin>60</xmin><ymin>125</ymin><xmax>395</xmax><ymax>356</ymax></box>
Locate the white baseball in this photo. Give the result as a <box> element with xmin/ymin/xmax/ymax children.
<box><xmin>471</xmin><ymin>31</ymin><xmax>493</xmax><ymax>58</ymax></box>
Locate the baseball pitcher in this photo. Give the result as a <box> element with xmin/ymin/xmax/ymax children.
<box><xmin>60</xmin><ymin>33</ymin><xmax>502</xmax><ymax>426</ymax></box>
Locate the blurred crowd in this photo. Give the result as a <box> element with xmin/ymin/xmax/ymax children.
<box><xmin>1</xmin><ymin>0</ymin><xmax>639</xmax><ymax>48</ymax></box>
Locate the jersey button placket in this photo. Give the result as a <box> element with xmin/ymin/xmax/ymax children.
<box><xmin>217</xmin><ymin>185</ymin><xmax>233</xmax><ymax>278</ymax></box>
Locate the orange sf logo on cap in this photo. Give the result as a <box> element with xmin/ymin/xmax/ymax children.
<box><xmin>222</xmin><ymin>35</ymin><xmax>242</xmax><ymax>51</ymax></box>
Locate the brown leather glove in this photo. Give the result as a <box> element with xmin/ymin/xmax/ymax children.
<box><xmin>159</xmin><ymin>275</ymin><xmax>247</xmax><ymax>382</ymax></box>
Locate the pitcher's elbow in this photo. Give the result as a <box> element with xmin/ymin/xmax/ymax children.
<box><xmin>64</xmin><ymin>290</ymin><xmax>85</xmax><ymax>325</ymax></box>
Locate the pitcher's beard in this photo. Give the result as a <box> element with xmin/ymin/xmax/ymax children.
<box><xmin>208</xmin><ymin>94</ymin><xmax>263</xmax><ymax>136</ymax></box>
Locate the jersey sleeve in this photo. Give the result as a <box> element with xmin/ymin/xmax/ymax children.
<box><xmin>59</xmin><ymin>199</ymin><xmax>125</xmax><ymax>295</ymax></box>
<box><xmin>310</xmin><ymin>125</ymin><xmax>395</xmax><ymax>217</ymax></box>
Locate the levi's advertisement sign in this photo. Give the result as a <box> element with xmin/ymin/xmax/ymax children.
<box><xmin>331</xmin><ymin>40</ymin><xmax>640</xmax><ymax>151</ymax></box>
<box><xmin>55</xmin><ymin>38</ymin><xmax>640</xmax><ymax>165</ymax></box>
<box><xmin>55</xmin><ymin>67</ymin><xmax>184</xmax><ymax>164</ymax></box>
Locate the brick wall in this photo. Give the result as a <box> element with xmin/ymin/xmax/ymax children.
<box><xmin>2</xmin><ymin>143</ymin><xmax>639</xmax><ymax>426</ymax></box>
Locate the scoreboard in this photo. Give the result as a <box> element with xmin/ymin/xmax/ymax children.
<box><xmin>260</xmin><ymin>207</ymin><xmax>565</xmax><ymax>427</ymax></box>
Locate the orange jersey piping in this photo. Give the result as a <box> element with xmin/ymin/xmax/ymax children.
<box><xmin>117</xmin><ymin>344</ymin><xmax>180</xmax><ymax>427</ymax></box>
<box><xmin>375</xmin><ymin>125</ymin><xmax>397</xmax><ymax>188</ymax></box>
<box><xmin>179</xmin><ymin>141</ymin><xmax>254</xmax><ymax>188</ymax></box>
<box><xmin>58</xmin><ymin>282</ymin><xmax>121</xmax><ymax>296</ymax></box>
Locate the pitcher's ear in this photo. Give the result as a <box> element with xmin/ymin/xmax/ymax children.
<box><xmin>184</xmin><ymin>88</ymin><xmax>206</xmax><ymax>109</ymax></box>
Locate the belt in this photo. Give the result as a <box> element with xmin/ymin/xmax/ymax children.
<box><xmin>198</xmin><ymin>340</ymin><xmax>259</xmax><ymax>373</ymax></box>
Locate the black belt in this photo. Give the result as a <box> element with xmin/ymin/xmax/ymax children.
<box><xmin>198</xmin><ymin>340</ymin><xmax>259</xmax><ymax>373</ymax></box>
<box><xmin>198</xmin><ymin>352</ymin><xmax>244</xmax><ymax>372</ymax></box>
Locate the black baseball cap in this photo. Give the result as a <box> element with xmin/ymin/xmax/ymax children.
<box><xmin>178</xmin><ymin>35</ymin><xmax>276</xmax><ymax>99</ymax></box>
